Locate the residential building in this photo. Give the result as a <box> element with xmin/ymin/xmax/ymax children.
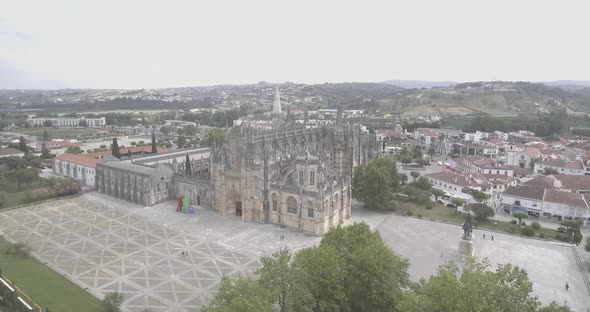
<box><xmin>533</xmin><ymin>160</ymin><xmax>585</xmax><ymax>176</ymax></box>
<box><xmin>426</xmin><ymin>172</ymin><xmax>492</xmax><ymax>201</ymax></box>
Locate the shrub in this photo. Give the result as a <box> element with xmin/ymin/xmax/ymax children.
<box><xmin>103</xmin><ymin>292</ymin><xmax>123</xmax><ymax>312</ymax></box>
<box><xmin>510</xmin><ymin>220</ymin><xmax>517</xmax><ymax>225</ymax></box>
<box><xmin>530</xmin><ymin>221</ymin><xmax>541</xmax><ymax>230</ymax></box>
<box><xmin>425</xmin><ymin>205</ymin><xmax>433</xmax><ymax>210</ymax></box>
<box><xmin>417</xmin><ymin>214</ymin><xmax>422</xmax><ymax>218</ymax></box>
<box><xmin>406</xmin><ymin>210</ymin><xmax>414</xmax><ymax>216</ymax></box>
<box><xmin>520</xmin><ymin>226</ymin><xmax>535</xmax><ymax>237</ymax></box>
<box><xmin>469</xmin><ymin>203</ymin><xmax>495</xmax><ymax>221</ymax></box>
<box><xmin>585</xmin><ymin>238</ymin><xmax>590</xmax><ymax>252</ymax></box>
<box><xmin>557</xmin><ymin>227</ymin><xmax>566</xmax><ymax>233</ymax></box>
<box><xmin>539</xmin><ymin>233</ymin><xmax>546</xmax><ymax>239</ymax></box>
<box><xmin>521</xmin><ymin>221</ymin><xmax>526</xmax><ymax>226</ymax></box>
<box><xmin>554</xmin><ymin>234</ymin><xmax>569</xmax><ymax>242</ymax></box>
<box><xmin>509</xmin><ymin>226</ymin><xmax>517</xmax><ymax>233</ymax></box>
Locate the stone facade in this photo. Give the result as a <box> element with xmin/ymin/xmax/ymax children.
<box><xmin>93</xmin><ymin>107</ymin><xmax>378</xmax><ymax>235</ymax></box>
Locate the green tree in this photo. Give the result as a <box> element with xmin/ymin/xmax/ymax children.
<box><xmin>427</xmin><ymin>146</ymin><xmax>436</xmax><ymax>159</ymax></box>
<box><xmin>18</xmin><ymin>136</ymin><xmax>28</xmax><ymax>154</ymax></box>
<box><xmin>290</xmin><ymin>245</ymin><xmax>345</xmax><ymax>312</ymax></box>
<box><xmin>257</xmin><ymin>248</ymin><xmax>294</xmax><ymax>312</ymax></box>
<box><xmin>431</xmin><ymin>188</ymin><xmax>445</xmax><ymax>202</ymax></box>
<box><xmin>185</xmin><ymin>155</ymin><xmax>192</xmax><ymax>176</ymax></box>
<box><xmin>111</xmin><ymin>138</ymin><xmax>121</xmax><ymax>159</ymax></box>
<box><xmin>42</xmin><ymin>129</ymin><xmax>49</xmax><ymax>140</ymax></box>
<box><xmin>414</xmin><ymin>176</ymin><xmax>432</xmax><ymax>191</ymax></box>
<box><xmin>512</xmin><ymin>212</ymin><xmax>528</xmax><ymax>227</ymax></box>
<box><xmin>102</xmin><ymin>292</ymin><xmax>123</xmax><ymax>312</ymax></box>
<box><xmin>399</xmin><ymin>260</ymin><xmax>541</xmax><ymax>312</ymax></box>
<box><xmin>66</xmin><ymin>146</ymin><xmax>83</xmax><ymax>154</ymax></box>
<box><xmin>401</xmin><ymin>156</ymin><xmax>412</xmax><ymax>165</ymax></box>
<box><xmin>410</xmin><ymin>171</ymin><xmax>420</xmax><ymax>182</ymax></box>
<box><xmin>203</xmin><ymin>130</ymin><xmax>226</xmax><ymax>147</ymax></box>
<box><xmin>451</xmin><ymin>198</ymin><xmax>465</xmax><ymax>214</ymax></box>
<box><xmin>177</xmin><ymin>135</ymin><xmax>186</xmax><ymax>148</ymax></box>
<box><xmin>202</xmin><ymin>276</ymin><xmax>274</xmax><ymax>312</ymax></box>
<box><xmin>471</xmin><ymin>190</ymin><xmax>490</xmax><ymax>203</ymax></box>
<box><xmin>543</xmin><ymin>167</ymin><xmax>559</xmax><ymax>175</ymax></box>
<box><xmin>6</xmin><ymin>168</ymin><xmax>38</xmax><ymax>190</ymax></box>
<box><xmin>320</xmin><ymin>222</ymin><xmax>409</xmax><ymax>312</ymax></box>
<box><xmin>352</xmin><ymin>158</ymin><xmax>399</xmax><ymax>209</ymax></box>
<box><xmin>159</xmin><ymin>126</ymin><xmax>173</xmax><ymax>135</ymax></box>
<box><xmin>41</xmin><ymin>141</ymin><xmax>51</xmax><ymax>159</ymax></box>
<box><xmin>468</xmin><ymin>203</ymin><xmax>495</xmax><ymax>221</ymax></box>
<box><xmin>560</xmin><ymin>219</ymin><xmax>583</xmax><ymax>244</ymax></box>
<box><xmin>399</xmin><ymin>173</ymin><xmax>408</xmax><ymax>185</ymax></box>
<box><xmin>151</xmin><ymin>131</ymin><xmax>157</xmax><ymax>153</ymax></box>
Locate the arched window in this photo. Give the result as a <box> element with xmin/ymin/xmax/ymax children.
<box><xmin>286</xmin><ymin>196</ymin><xmax>297</xmax><ymax>214</ymax></box>
<box><xmin>272</xmin><ymin>193</ymin><xmax>278</xmax><ymax>211</ymax></box>
<box><xmin>307</xmin><ymin>201</ymin><xmax>314</xmax><ymax>218</ymax></box>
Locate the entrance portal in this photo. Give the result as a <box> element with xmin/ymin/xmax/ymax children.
<box><xmin>235</xmin><ymin>201</ymin><xmax>242</xmax><ymax>216</ymax></box>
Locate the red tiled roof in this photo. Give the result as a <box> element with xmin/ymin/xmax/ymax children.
<box><xmin>84</xmin><ymin>146</ymin><xmax>167</xmax><ymax>159</ymax></box>
<box><xmin>538</xmin><ymin>160</ymin><xmax>583</xmax><ymax>170</ymax></box>
<box><xmin>0</xmin><ymin>147</ymin><xmax>24</xmax><ymax>156</ymax></box>
<box><xmin>55</xmin><ymin>152</ymin><xmax>98</xmax><ymax>168</ymax></box>
<box><xmin>543</xmin><ymin>189</ymin><xmax>588</xmax><ymax>209</ymax></box>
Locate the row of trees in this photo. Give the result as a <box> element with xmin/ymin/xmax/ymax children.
<box><xmin>203</xmin><ymin>223</ymin><xmax>570</xmax><ymax>312</ymax></box>
<box><xmin>466</xmin><ymin>112</ymin><xmax>566</xmax><ymax>137</ymax></box>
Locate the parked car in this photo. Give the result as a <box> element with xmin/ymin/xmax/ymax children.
<box><xmin>437</xmin><ymin>199</ymin><xmax>445</xmax><ymax>205</ymax></box>
<box><xmin>446</xmin><ymin>203</ymin><xmax>457</xmax><ymax>208</ymax></box>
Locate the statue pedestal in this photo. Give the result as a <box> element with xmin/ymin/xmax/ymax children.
<box><xmin>458</xmin><ymin>238</ymin><xmax>474</xmax><ymax>258</ymax></box>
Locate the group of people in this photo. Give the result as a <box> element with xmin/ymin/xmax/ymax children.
<box><xmin>482</xmin><ymin>233</ymin><xmax>494</xmax><ymax>240</ymax></box>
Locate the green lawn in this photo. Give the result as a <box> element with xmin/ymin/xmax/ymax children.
<box><xmin>0</xmin><ymin>179</ymin><xmax>57</xmax><ymax>209</ymax></box>
<box><xmin>0</xmin><ymin>238</ymin><xmax>103</xmax><ymax>312</ymax></box>
<box><xmin>399</xmin><ymin>202</ymin><xmax>560</xmax><ymax>240</ymax></box>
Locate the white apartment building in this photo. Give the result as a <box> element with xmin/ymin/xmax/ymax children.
<box><xmin>533</xmin><ymin>160</ymin><xmax>585</xmax><ymax>176</ymax></box>
<box><xmin>27</xmin><ymin>116</ymin><xmax>106</xmax><ymax>128</ymax></box>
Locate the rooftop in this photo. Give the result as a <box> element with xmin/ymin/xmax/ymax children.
<box><xmin>0</xmin><ymin>147</ymin><xmax>24</xmax><ymax>156</ymax></box>
<box><xmin>503</xmin><ymin>186</ymin><xmax>545</xmax><ymax>200</ymax></box>
<box><xmin>55</xmin><ymin>152</ymin><xmax>98</xmax><ymax>168</ymax></box>
<box><xmin>543</xmin><ymin>189</ymin><xmax>588</xmax><ymax>209</ymax></box>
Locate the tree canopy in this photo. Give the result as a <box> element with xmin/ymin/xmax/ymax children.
<box><xmin>352</xmin><ymin>158</ymin><xmax>399</xmax><ymax>210</ymax></box>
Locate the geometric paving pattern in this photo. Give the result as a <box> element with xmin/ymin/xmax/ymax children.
<box><xmin>0</xmin><ymin>196</ymin><xmax>261</xmax><ymax>312</ymax></box>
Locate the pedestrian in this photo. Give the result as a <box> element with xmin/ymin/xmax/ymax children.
<box><xmin>565</xmin><ymin>282</ymin><xmax>569</xmax><ymax>291</ymax></box>
<box><xmin>491</xmin><ymin>235</ymin><xmax>494</xmax><ymax>241</ymax></box>
<box><xmin>483</xmin><ymin>234</ymin><xmax>486</xmax><ymax>239</ymax></box>
<box><xmin>181</xmin><ymin>251</ymin><xmax>185</xmax><ymax>256</ymax></box>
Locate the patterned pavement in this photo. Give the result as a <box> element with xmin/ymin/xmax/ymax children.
<box><xmin>0</xmin><ymin>196</ymin><xmax>261</xmax><ymax>312</ymax></box>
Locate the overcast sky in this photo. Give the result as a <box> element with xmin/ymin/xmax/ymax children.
<box><xmin>1</xmin><ymin>0</ymin><xmax>589</xmax><ymax>89</ymax></box>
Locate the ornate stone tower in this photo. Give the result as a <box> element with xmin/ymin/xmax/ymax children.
<box><xmin>272</xmin><ymin>84</ymin><xmax>282</xmax><ymax>128</ymax></box>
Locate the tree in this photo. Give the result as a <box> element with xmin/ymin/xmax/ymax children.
<box><xmin>512</xmin><ymin>212</ymin><xmax>528</xmax><ymax>227</ymax></box>
<box><xmin>79</xmin><ymin>119</ymin><xmax>87</xmax><ymax>127</ymax></box>
<box><xmin>159</xmin><ymin>126</ymin><xmax>173</xmax><ymax>135</ymax></box>
<box><xmin>543</xmin><ymin>167</ymin><xmax>559</xmax><ymax>175</ymax></box>
<box><xmin>410</xmin><ymin>171</ymin><xmax>420</xmax><ymax>182</ymax></box>
<box><xmin>414</xmin><ymin>176</ymin><xmax>432</xmax><ymax>191</ymax></box>
<box><xmin>43</xmin><ymin>120</ymin><xmax>53</xmax><ymax>127</ymax></box>
<box><xmin>42</xmin><ymin>129</ymin><xmax>49</xmax><ymax>140</ymax></box>
<box><xmin>431</xmin><ymin>188</ymin><xmax>445</xmax><ymax>202</ymax></box>
<box><xmin>41</xmin><ymin>141</ymin><xmax>51</xmax><ymax>159</ymax></box>
<box><xmin>102</xmin><ymin>292</ymin><xmax>123</xmax><ymax>312</ymax></box>
<box><xmin>66</xmin><ymin>146</ymin><xmax>83</xmax><ymax>154</ymax></box>
<box><xmin>111</xmin><ymin>138</ymin><xmax>121</xmax><ymax>159</ymax></box>
<box><xmin>399</xmin><ymin>173</ymin><xmax>408</xmax><ymax>185</ymax></box>
<box><xmin>151</xmin><ymin>131</ymin><xmax>157</xmax><ymax>153</ymax></box>
<box><xmin>202</xmin><ymin>276</ymin><xmax>274</xmax><ymax>312</ymax></box>
<box><xmin>469</xmin><ymin>203</ymin><xmax>495</xmax><ymax>221</ymax></box>
<box><xmin>18</xmin><ymin>136</ymin><xmax>28</xmax><ymax>154</ymax></box>
<box><xmin>257</xmin><ymin>248</ymin><xmax>294</xmax><ymax>312</ymax></box>
<box><xmin>451</xmin><ymin>198</ymin><xmax>465</xmax><ymax>214</ymax></box>
<box><xmin>177</xmin><ymin>135</ymin><xmax>186</xmax><ymax>148</ymax></box>
<box><xmin>401</xmin><ymin>156</ymin><xmax>412</xmax><ymax>165</ymax></box>
<box><xmin>320</xmin><ymin>222</ymin><xmax>409</xmax><ymax>312</ymax></box>
<box><xmin>427</xmin><ymin>146</ymin><xmax>436</xmax><ymax>159</ymax></box>
<box><xmin>471</xmin><ymin>190</ymin><xmax>490</xmax><ymax>203</ymax></box>
<box><xmin>203</xmin><ymin>130</ymin><xmax>226</xmax><ymax>147</ymax></box>
<box><xmin>399</xmin><ymin>260</ymin><xmax>541</xmax><ymax>312</ymax></box>
<box><xmin>6</xmin><ymin>168</ymin><xmax>38</xmax><ymax>190</ymax></box>
<box><xmin>185</xmin><ymin>155</ymin><xmax>192</xmax><ymax>176</ymax></box>
<box><xmin>560</xmin><ymin>219</ymin><xmax>583</xmax><ymax>244</ymax></box>
<box><xmin>352</xmin><ymin>158</ymin><xmax>399</xmax><ymax>210</ymax></box>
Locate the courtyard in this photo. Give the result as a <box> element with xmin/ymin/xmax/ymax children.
<box><xmin>0</xmin><ymin>193</ymin><xmax>588</xmax><ymax>311</ymax></box>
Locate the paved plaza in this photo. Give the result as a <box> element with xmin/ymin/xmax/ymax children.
<box><xmin>0</xmin><ymin>193</ymin><xmax>588</xmax><ymax>311</ymax></box>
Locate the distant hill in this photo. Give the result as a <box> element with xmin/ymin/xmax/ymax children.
<box><xmin>543</xmin><ymin>80</ymin><xmax>590</xmax><ymax>87</ymax></box>
<box><xmin>382</xmin><ymin>80</ymin><xmax>456</xmax><ymax>89</ymax></box>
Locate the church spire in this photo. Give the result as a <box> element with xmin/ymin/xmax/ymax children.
<box><xmin>273</xmin><ymin>84</ymin><xmax>282</xmax><ymax>115</ymax></box>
